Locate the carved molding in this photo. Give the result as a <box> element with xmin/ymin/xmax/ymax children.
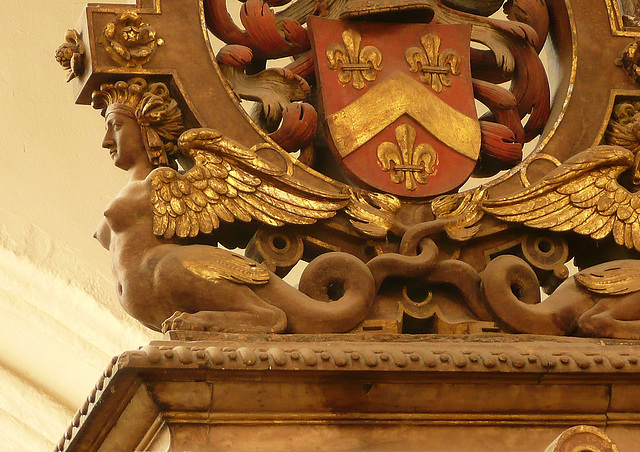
<box><xmin>131</xmin><ymin>336</ymin><xmax>640</xmax><ymax>373</ymax></box>
<box><xmin>55</xmin><ymin>334</ymin><xmax>640</xmax><ymax>451</ymax></box>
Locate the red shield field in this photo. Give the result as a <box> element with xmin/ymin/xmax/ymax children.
<box><xmin>309</xmin><ymin>17</ymin><xmax>480</xmax><ymax>198</ymax></box>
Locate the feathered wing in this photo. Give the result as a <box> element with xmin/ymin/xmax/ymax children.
<box><xmin>180</xmin><ymin>248</ymin><xmax>271</xmax><ymax>285</ymax></box>
<box><xmin>575</xmin><ymin>260</ymin><xmax>640</xmax><ymax>295</ymax></box>
<box><xmin>344</xmin><ymin>189</ymin><xmax>401</xmax><ymax>238</ymax></box>
<box><xmin>482</xmin><ymin>146</ymin><xmax>640</xmax><ymax>251</ymax></box>
<box><xmin>150</xmin><ymin>128</ymin><xmax>349</xmax><ymax>239</ymax></box>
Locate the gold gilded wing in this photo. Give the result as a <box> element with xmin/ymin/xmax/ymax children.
<box><xmin>482</xmin><ymin>146</ymin><xmax>640</xmax><ymax>251</ymax></box>
<box><xmin>180</xmin><ymin>247</ymin><xmax>270</xmax><ymax>285</ymax></box>
<box><xmin>345</xmin><ymin>189</ymin><xmax>402</xmax><ymax>238</ymax></box>
<box><xmin>575</xmin><ymin>260</ymin><xmax>640</xmax><ymax>295</ymax></box>
<box><xmin>150</xmin><ymin>128</ymin><xmax>349</xmax><ymax>239</ymax></box>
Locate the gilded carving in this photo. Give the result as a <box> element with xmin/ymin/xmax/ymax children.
<box><xmin>376</xmin><ymin>124</ymin><xmax>437</xmax><ymax>191</ymax></box>
<box><xmin>326</xmin><ymin>72</ymin><xmax>480</xmax><ymax>161</ymax></box>
<box><xmin>344</xmin><ymin>189</ymin><xmax>402</xmax><ymax>238</ymax></box>
<box><xmin>405</xmin><ymin>33</ymin><xmax>461</xmax><ymax>92</ymax></box>
<box><xmin>87</xmin><ymin>78</ymin><xmax>437</xmax><ymax>335</ymax></box>
<box><xmin>616</xmin><ymin>39</ymin><xmax>640</xmax><ymax>85</ymax></box>
<box><xmin>326</xmin><ymin>29</ymin><xmax>382</xmax><ymax>90</ymax></box>
<box><xmin>575</xmin><ymin>259</ymin><xmax>640</xmax><ymax>294</ymax></box>
<box><xmin>50</xmin><ymin>0</ymin><xmax>640</xmax><ymax>448</ymax></box>
<box><xmin>149</xmin><ymin>128</ymin><xmax>350</xmax><ymax>239</ymax></box>
<box><xmin>432</xmin><ymin>191</ymin><xmax>489</xmax><ymax>245</ymax></box>
<box><xmin>55</xmin><ymin>29</ymin><xmax>84</xmax><ymax>82</ymax></box>
<box><xmin>482</xmin><ymin>146</ymin><xmax>640</xmax><ymax>252</ymax></box>
<box><xmin>606</xmin><ymin>100</ymin><xmax>640</xmax><ymax>156</ymax></box>
<box><xmin>100</xmin><ymin>12</ymin><xmax>163</xmax><ymax>68</ymax></box>
<box><xmin>59</xmin><ymin>0</ymin><xmax>640</xmax><ymax>341</ymax></box>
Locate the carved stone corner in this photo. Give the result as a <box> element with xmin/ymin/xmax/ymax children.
<box><xmin>56</xmin><ymin>334</ymin><xmax>640</xmax><ymax>451</ymax></box>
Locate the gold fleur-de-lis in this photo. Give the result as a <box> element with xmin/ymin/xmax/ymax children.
<box><xmin>326</xmin><ymin>29</ymin><xmax>382</xmax><ymax>90</ymax></box>
<box><xmin>405</xmin><ymin>33</ymin><xmax>461</xmax><ymax>93</ymax></box>
<box><xmin>377</xmin><ymin>124</ymin><xmax>438</xmax><ymax>191</ymax></box>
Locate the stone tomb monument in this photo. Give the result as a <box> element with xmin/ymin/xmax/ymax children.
<box><xmin>54</xmin><ymin>0</ymin><xmax>640</xmax><ymax>449</ymax></box>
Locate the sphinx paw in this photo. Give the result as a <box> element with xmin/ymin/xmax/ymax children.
<box><xmin>161</xmin><ymin>311</ymin><xmax>218</xmax><ymax>333</ymax></box>
<box><xmin>577</xmin><ymin>311</ymin><xmax>615</xmax><ymax>338</ymax></box>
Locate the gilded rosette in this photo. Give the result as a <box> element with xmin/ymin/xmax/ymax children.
<box><xmin>101</xmin><ymin>12</ymin><xmax>163</xmax><ymax>68</ymax></box>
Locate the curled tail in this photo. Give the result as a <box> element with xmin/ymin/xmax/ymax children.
<box><xmin>481</xmin><ymin>255</ymin><xmax>585</xmax><ymax>335</ymax></box>
<box><xmin>269</xmin><ymin>252</ymin><xmax>376</xmax><ymax>333</ymax></box>
<box><xmin>267</xmin><ymin>240</ymin><xmax>442</xmax><ymax>333</ymax></box>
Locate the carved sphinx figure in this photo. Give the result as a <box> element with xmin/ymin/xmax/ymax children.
<box><xmin>91</xmin><ymin>78</ymin><xmax>435</xmax><ymax>333</ymax></box>
<box><xmin>56</xmin><ymin>0</ymin><xmax>640</xmax><ymax>341</ymax></box>
<box><xmin>476</xmin><ymin>144</ymin><xmax>640</xmax><ymax>339</ymax></box>
<box><xmin>480</xmin><ymin>255</ymin><xmax>640</xmax><ymax>340</ymax></box>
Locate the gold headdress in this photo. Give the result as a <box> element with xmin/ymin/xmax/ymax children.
<box><xmin>92</xmin><ymin>78</ymin><xmax>184</xmax><ymax>167</ymax></box>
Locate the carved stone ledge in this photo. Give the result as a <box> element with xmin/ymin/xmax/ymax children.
<box><xmin>121</xmin><ymin>333</ymin><xmax>640</xmax><ymax>374</ymax></box>
<box><xmin>57</xmin><ymin>334</ymin><xmax>640</xmax><ymax>451</ymax></box>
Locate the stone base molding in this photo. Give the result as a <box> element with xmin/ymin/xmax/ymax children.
<box><xmin>57</xmin><ymin>334</ymin><xmax>637</xmax><ymax>451</ymax></box>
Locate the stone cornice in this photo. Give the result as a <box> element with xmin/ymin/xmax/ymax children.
<box><xmin>137</xmin><ymin>334</ymin><xmax>640</xmax><ymax>374</ymax></box>
<box><xmin>56</xmin><ymin>334</ymin><xmax>640</xmax><ymax>450</ymax></box>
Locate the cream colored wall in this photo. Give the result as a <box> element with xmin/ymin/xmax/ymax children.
<box><xmin>0</xmin><ymin>1</ymin><xmax>159</xmax><ymax>450</ymax></box>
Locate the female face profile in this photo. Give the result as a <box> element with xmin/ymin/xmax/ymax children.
<box><xmin>102</xmin><ymin>106</ymin><xmax>149</xmax><ymax>171</ymax></box>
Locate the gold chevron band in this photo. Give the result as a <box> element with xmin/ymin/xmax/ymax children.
<box><xmin>327</xmin><ymin>71</ymin><xmax>480</xmax><ymax>160</ymax></box>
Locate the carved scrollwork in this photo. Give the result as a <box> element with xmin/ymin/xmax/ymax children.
<box><xmin>606</xmin><ymin>100</ymin><xmax>640</xmax><ymax>155</ymax></box>
<box><xmin>216</xmin><ymin>45</ymin><xmax>316</xmax><ymax>151</ymax></box>
<box><xmin>326</xmin><ymin>29</ymin><xmax>383</xmax><ymax>90</ymax></box>
<box><xmin>100</xmin><ymin>12</ymin><xmax>163</xmax><ymax>68</ymax></box>
<box><xmin>60</xmin><ymin>0</ymin><xmax>640</xmax><ymax>343</ymax></box>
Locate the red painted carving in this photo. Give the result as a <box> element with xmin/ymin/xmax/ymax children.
<box><xmin>310</xmin><ymin>18</ymin><xmax>479</xmax><ymax>197</ymax></box>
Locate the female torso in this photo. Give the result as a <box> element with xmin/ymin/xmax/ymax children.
<box><xmin>95</xmin><ymin>175</ymin><xmax>178</xmax><ymax>329</ymax></box>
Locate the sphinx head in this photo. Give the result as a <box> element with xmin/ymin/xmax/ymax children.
<box><xmin>92</xmin><ymin>78</ymin><xmax>184</xmax><ymax>169</ymax></box>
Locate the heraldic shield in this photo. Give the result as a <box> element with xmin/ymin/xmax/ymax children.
<box><xmin>309</xmin><ymin>17</ymin><xmax>481</xmax><ymax>198</ymax></box>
